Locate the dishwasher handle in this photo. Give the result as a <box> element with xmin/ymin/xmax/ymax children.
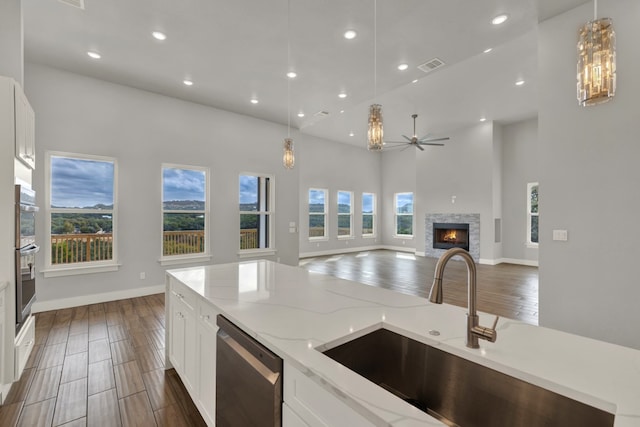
<box><xmin>216</xmin><ymin>315</ymin><xmax>282</xmax><ymax>374</ymax></box>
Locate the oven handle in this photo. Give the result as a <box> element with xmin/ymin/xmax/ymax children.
<box><xmin>20</xmin><ymin>244</ymin><xmax>40</xmax><ymax>256</ymax></box>
<box><xmin>20</xmin><ymin>204</ymin><xmax>39</xmax><ymax>213</ymax></box>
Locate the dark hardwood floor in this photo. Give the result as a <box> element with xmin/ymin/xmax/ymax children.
<box><xmin>300</xmin><ymin>249</ymin><xmax>539</xmax><ymax>325</ymax></box>
<box><xmin>0</xmin><ymin>293</ymin><xmax>206</xmax><ymax>427</ymax></box>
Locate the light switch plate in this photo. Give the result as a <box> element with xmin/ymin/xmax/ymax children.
<box><xmin>552</xmin><ymin>229</ymin><xmax>568</xmax><ymax>241</ymax></box>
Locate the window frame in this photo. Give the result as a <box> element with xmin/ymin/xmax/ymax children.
<box><xmin>527</xmin><ymin>182</ymin><xmax>539</xmax><ymax>248</ymax></box>
<box><xmin>43</xmin><ymin>151</ymin><xmax>119</xmax><ymax>277</ymax></box>
<box><xmin>159</xmin><ymin>163</ymin><xmax>211</xmax><ymax>266</ymax></box>
<box><xmin>239</xmin><ymin>173</ymin><xmax>276</xmax><ymax>256</ymax></box>
<box><xmin>394</xmin><ymin>192</ymin><xmax>414</xmax><ymax>238</ymax></box>
<box><xmin>308</xmin><ymin>188</ymin><xmax>328</xmax><ymax>241</ymax></box>
<box><xmin>362</xmin><ymin>192</ymin><xmax>376</xmax><ymax>238</ymax></box>
<box><xmin>337</xmin><ymin>190</ymin><xmax>354</xmax><ymax>239</ymax></box>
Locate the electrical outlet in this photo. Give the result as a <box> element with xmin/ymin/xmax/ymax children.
<box><xmin>139</xmin><ymin>272</ymin><xmax>146</xmax><ymax>280</ymax></box>
<box><xmin>552</xmin><ymin>230</ymin><xmax>568</xmax><ymax>241</ymax></box>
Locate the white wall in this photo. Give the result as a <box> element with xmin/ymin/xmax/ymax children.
<box><xmin>26</xmin><ymin>63</ymin><xmax>302</xmax><ymax>307</ymax></box>
<box><xmin>538</xmin><ymin>0</ymin><xmax>640</xmax><ymax>349</ymax></box>
<box><xmin>298</xmin><ymin>138</ymin><xmax>382</xmax><ymax>256</ymax></box>
<box><xmin>502</xmin><ymin>117</ymin><xmax>539</xmax><ymax>263</ymax></box>
<box><xmin>0</xmin><ymin>0</ymin><xmax>23</xmax><ymax>86</ymax></box>
<box><xmin>413</xmin><ymin>122</ymin><xmax>500</xmax><ymax>262</ymax></box>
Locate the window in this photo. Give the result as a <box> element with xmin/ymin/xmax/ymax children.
<box><xmin>162</xmin><ymin>165</ymin><xmax>208</xmax><ymax>258</ymax></box>
<box><xmin>47</xmin><ymin>153</ymin><xmax>117</xmax><ymax>270</ymax></box>
<box><xmin>527</xmin><ymin>182</ymin><xmax>539</xmax><ymax>246</ymax></box>
<box><xmin>395</xmin><ymin>192</ymin><xmax>414</xmax><ymax>237</ymax></box>
<box><xmin>362</xmin><ymin>193</ymin><xmax>376</xmax><ymax>237</ymax></box>
<box><xmin>240</xmin><ymin>174</ymin><xmax>274</xmax><ymax>251</ymax></box>
<box><xmin>337</xmin><ymin>191</ymin><xmax>353</xmax><ymax>238</ymax></box>
<box><xmin>308</xmin><ymin>189</ymin><xmax>328</xmax><ymax>239</ymax></box>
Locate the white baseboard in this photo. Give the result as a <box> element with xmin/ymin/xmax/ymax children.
<box><xmin>299</xmin><ymin>245</ymin><xmax>384</xmax><ymax>259</ymax></box>
<box><xmin>497</xmin><ymin>258</ymin><xmax>539</xmax><ymax>267</ymax></box>
<box><xmin>31</xmin><ymin>284</ymin><xmax>166</xmax><ymax>313</ymax></box>
<box><xmin>381</xmin><ymin>245</ymin><xmax>416</xmax><ymax>254</ymax></box>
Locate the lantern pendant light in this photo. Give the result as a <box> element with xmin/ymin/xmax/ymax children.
<box><xmin>577</xmin><ymin>0</ymin><xmax>616</xmax><ymax>107</ymax></box>
<box><xmin>367</xmin><ymin>0</ymin><xmax>383</xmax><ymax>151</ymax></box>
<box><xmin>283</xmin><ymin>0</ymin><xmax>295</xmax><ymax>169</ymax></box>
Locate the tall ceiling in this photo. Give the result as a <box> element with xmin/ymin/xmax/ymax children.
<box><xmin>23</xmin><ymin>0</ymin><xmax>589</xmax><ymax>147</ymax></box>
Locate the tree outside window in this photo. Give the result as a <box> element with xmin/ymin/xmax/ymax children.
<box><xmin>527</xmin><ymin>182</ymin><xmax>539</xmax><ymax>246</ymax></box>
<box><xmin>395</xmin><ymin>192</ymin><xmax>414</xmax><ymax>236</ymax></box>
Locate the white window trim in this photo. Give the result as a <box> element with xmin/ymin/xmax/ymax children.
<box><xmin>337</xmin><ymin>190</ymin><xmax>354</xmax><ymax>239</ymax></box>
<box><xmin>159</xmin><ymin>163</ymin><xmax>210</xmax><ymax>262</ymax></box>
<box><xmin>362</xmin><ymin>192</ymin><xmax>376</xmax><ymax>238</ymax></box>
<box><xmin>45</xmin><ymin>151</ymin><xmax>119</xmax><ymax>275</ymax></box>
<box><xmin>308</xmin><ymin>188</ymin><xmax>328</xmax><ymax>241</ymax></box>
<box><xmin>394</xmin><ymin>192</ymin><xmax>414</xmax><ymax>238</ymax></box>
<box><xmin>526</xmin><ymin>182</ymin><xmax>539</xmax><ymax>248</ymax></box>
<box><xmin>239</xmin><ymin>173</ymin><xmax>276</xmax><ymax>252</ymax></box>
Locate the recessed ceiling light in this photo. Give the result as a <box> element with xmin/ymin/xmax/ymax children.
<box><xmin>152</xmin><ymin>31</ymin><xmax>166</xmax><ymax>41</ymax></box>
<box><xmin>480</xmin><ymin>117</ymin><xmax>487</xmax><ymax>122</ymax></box>
<box><xmin>286</xmin><ymin>71</ymin><xmax>297</xmax><ymax>79</ymax></box>
<box><xmin>483</xmin><ymin>48</ymin><xmax>493</xmax><ymax>54</ymax></box>
<box><xmin>344</xmin><ymin>30</ymin><xmax>357</xmax><ymax>40</ymax></box>
<box><xmin>297</xmin><ymin>112</ymin><xmax>305</xmax><ymax>118</ymax></box>
<box><xmin>349</xmin><ymin>131</ymin><xmax>355</xmax><ymax>137</ymax></box>
<box><xmin>87</xmin><ymin>51</ymin><xmax>101</xmax><ymax>59</ymax></box>
<box><xmin>397</xmin><ymin>63</ymin><xmax>409</xmax><ymax>71</ymax></box>
<box><xmin>412</xmin><ymin>79</ymin><xmax>419</xmax><ymax>83</ymax></box>
<box><xmin>250</xmin><ymin>98</ymin><xmax>259</xmax><ymax>104</ymax></box>
<box><xmin>492</xmin><ymin>14</ymin><xmax>509</xmax><ymax>25</ymax></box>
<box><xmin>515</xmin><ymin>79</ymin><xmax>525</xmax><ymax>86</ymax></box>
<box><xmin>183</xmin><ymin>79</ymin><xmax>193</xmax><ymax>86</ymax></box>
<box><xmin>340</xmin><ymin>110</ymin><xmax>345</xmax><ymax>114</ymax></box>
<box><xmin>338</xmin><ymin>93</ymin><xmax>347</xmax><ymax>99</ymax></box>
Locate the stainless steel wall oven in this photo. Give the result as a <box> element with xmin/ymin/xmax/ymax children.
<box><xmin>15</xmin><ymin>184</ymin><xmax>39</xmax><ymax>332</ymax></box>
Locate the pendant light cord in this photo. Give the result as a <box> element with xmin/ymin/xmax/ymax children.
<box><xmin>373</xmin><ymin>0</ymin><xmax>377</xmax><ymax>101</ymax></box>
<box><xmin>594</xmin><ymin>0</ymin><xmax>597</xmax><ymax>20</ymax></box>
<box><xmin>287</xmin><ymin>0</ymin><xmax>291</xmax><ymax>138</ymax></box>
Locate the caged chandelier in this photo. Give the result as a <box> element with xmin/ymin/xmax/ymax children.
<box><xmin>577</xmin><ymin>0</ymin><xmax>616</xmax><ymax>107</ymax></box>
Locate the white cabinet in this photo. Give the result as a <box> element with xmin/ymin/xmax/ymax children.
<box><xmin>197</xmin><ymin>300</ymin><xmax>220</xmax><ymax>426</ymax></box>
<box><xmin>168</xmin><ymin>279</ymin><xmax>198</xmax><ymax>396</ymax></box>
<box><xmin>12</xmin><ymin>80</ymin><xmax>35</xmax><ymax>169</ymax></box>
<box><xmin>0</xmin><ymin>283</ymin><xmax>5</xmax><ymax>386</ymax></box>
<box><xmin>14</xmin><ymin>315</ymin><xmax>35</xmax><ymax>380</ymax></box>
<box><xmin>283</xmin><ymin>362</ymin><xmax>374</xmax><ymax>427</ymax></box>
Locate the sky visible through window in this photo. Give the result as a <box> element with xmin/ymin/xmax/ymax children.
<box><xmin>162</xmin><ymin>168</ymin><xmax>205</xmax><ymax>202</ymax></box>
<box><xmin>363</xmin><ymin>194</ymin><xmax>373</xmax><ymax>214</ymax></box>
<box><xmin>396</xmin><ymin>193</ymin><xmax>413</xmax><ymax>213</ymax></box>
<box><xmin>51</xmin><ymin>157</ymin><xmax>114</xmax><ymax>208</ymax></box>
<box><xmin>309</xmin><ymin>190</ymin><xmax>325</xmax><ymax>205</ymax></box>
<box><xmin>239</xmin><ymin>175</ymin><xmax>258</xmax><ymax>205</ymax></box>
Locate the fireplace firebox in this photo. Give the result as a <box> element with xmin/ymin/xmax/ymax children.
<box><xmin>433</xmin><ymin>223</ymin><xmax>469</xmax><ymax>251</ymax></box>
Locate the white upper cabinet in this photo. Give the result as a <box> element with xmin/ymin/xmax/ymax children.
<box><xmin>13</xmin><ymin>80</ymin><xmax>35</xmax><ymax>170</ymax></box>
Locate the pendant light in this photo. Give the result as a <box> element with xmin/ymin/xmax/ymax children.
<box><xmin>577</xmin><ymin>0</ymin><xmax>616</xmax><ymax>106</ymax></box>
<box><xmin>283</xmin><ymin>0</ymin><xmax>295</xmax><ymax>169</ymax></box>
<box><xmin>367</xmin><ymin>0</ymin><xmax>383</xmax><ymax>151</ymax></box>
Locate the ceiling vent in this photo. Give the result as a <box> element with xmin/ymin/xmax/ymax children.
<box><xmin>58</xmin><ymin>0</ymin><xmax>85</xmax><ymax>10</ymax></box>
<box><xmin>417</xmin><ymin>57</ymin><xmax>445</xmax><ymax>73</ymax></box>
<box><xmin>313</xmin><ymin>111</ymin><xmax>330</xmax><ymax>117</ymax></box>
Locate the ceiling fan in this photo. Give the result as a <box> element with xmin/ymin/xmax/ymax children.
<box><xmin>384</xmin><ymin>114</ymin><xmax>449</xmax><ymax>151</ymax></box>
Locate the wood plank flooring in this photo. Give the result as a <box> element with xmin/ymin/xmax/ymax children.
<box><xmin>299</xmin><ymin>249</ymin><xmax>539</xmax><ymax>325</ymax></box>
<box><xmin>0</xmin><ymin>294</ymin><xmax>206</xmax><ymax>427</ymax></box>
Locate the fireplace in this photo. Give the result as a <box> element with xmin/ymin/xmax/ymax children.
<box><xmin>433</xmin><ymin>223</ymin><xmax>469</xmax><ymax>251</ymax></box>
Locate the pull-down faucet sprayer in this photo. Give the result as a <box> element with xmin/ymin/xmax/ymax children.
<box><xmin>429</xmin><ymin>248</ymin><xmax>499</xmax><ymax>348</ymax></box>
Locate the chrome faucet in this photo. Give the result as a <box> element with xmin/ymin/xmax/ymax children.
<box><xmin>429</xmin><ymin>247</ymin><xmax>499</xmax><ymax>348</ymax></box>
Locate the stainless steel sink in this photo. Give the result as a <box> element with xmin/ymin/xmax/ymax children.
<box><xmin>322</xmin><ymin>328</ymin><xmax>614</xmax><ymax>427</ymax></box>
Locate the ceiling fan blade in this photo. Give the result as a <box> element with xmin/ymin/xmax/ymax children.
<box><xmin>418</xmin><ymin>142</ymin><xmax>445</xmax><ymax>146</ymax></box>
<box><xmin>401</xmin><ymin>135</ymin><xmax>413</xmax><ymax>142</ymax></box>
<box><xmin>415</xmin><ymin>144</ymin><xmax>425</xmax><ymax>151</ymax></box>
<box><xmin>383</xmin><ymin>140</ymin><xmax>409</xmax><ymax>144</ymax></box>
<box><xmin>418</xmin><ymin>136</ymin><xmax>450</xmax><ymax>143</ymax></box>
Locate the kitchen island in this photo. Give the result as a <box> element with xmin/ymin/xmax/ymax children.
<box><xmin>165</xmin><ymin>260</ymin><xmax>640</xmax><ymax>426</ymax></box>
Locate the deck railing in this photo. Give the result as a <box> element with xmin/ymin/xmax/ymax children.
<box><xmin>51</xmin><ymin>229</ymin><xmax>259</xmax><ymax>263</ymax></box>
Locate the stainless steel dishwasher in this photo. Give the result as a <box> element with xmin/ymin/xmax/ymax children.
<box><xmin>216</xmin><ymin>315</ymin><xmax>283</xmax><ymax>426</ymax></box>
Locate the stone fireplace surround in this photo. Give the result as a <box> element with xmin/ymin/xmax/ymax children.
<box><xmin>425</xmin><ymin>213</ymin><xmax>480</xmax><ymax>262</ymax></box>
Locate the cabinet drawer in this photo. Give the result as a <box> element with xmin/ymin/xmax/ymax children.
<box><xmin>15</xmin><ymin>315</ymin><xmax>35</xmax><ymax>380</ymax></box>
<box><xmin>170</xmin><ymin>279</ymin><xmax>197</xmax><ymax>311</ymax></box>
<box><xmin>284</xmin><ymin>363</ymin><xmax>374</xmax><ymax>427</ymax></box>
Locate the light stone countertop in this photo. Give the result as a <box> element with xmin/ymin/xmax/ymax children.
<box><xmin>167</xmin><ymin>260</ymin><xmax>640</xmax><ymax>427</ymax></box>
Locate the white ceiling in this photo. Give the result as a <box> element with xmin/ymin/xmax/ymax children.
<box><xmin>23</xmin><ymin>0</ymin><xmax>589</xmax><ymax>147</ymax></box>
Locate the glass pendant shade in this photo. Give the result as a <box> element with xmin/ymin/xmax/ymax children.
<box><xmin>283</xmin><ymin>138</ymin><xmax>294</xmax><ymax>169</ymax></box>
<box><xmin>577</xmin><ymin>18</ymin><xmax>616</xmax><ymax>107</ymax></box>
<box><xmin>367</xmin><ymin>104</ymin><xmax>384</xmax><ymax>151</ymax></box>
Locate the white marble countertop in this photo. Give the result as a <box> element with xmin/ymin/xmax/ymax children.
<box><xmin>167</xmin><ymin>260</ymin><xmax>640</xmax><ymax>427</ymax></box>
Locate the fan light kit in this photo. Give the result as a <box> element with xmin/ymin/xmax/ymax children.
<box><xmin>577</xmin><ymin>0</ymin><xmax>616</xmax><ymax>106</ymax></box>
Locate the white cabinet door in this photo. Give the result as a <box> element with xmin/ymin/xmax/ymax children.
<box><xmin>197</xmin><ymin>300</ymin><xmax>220</xmax><ymax>426</ymax></box>
<box><xmin>13</xmin><ymin>83</ymin><xmax>35</xmax><ymax>169</ymax></box>
<box><xmin>182</xmin><ymin>307</ymin><xmax>198</xmax><ymax>394</ymax></box>
<box><xmin>169</xmin><ymin>298</ymin><xmax>186</xmax><ymax>375</ymax></box>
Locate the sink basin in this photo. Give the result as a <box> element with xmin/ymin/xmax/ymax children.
<box><xmin>322</xmin><ymin>328</ymin><xmax>614</xmax><ymax>427</ymax></box>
